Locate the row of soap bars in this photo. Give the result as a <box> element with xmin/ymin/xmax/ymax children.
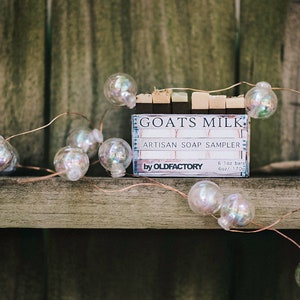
<box><xmin>135</xmin><ymin>90</ymin><xmax>245</xmax><ymax>114</ymax></box>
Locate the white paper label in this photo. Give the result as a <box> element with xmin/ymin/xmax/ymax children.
<box><xmin>132</xmin><ymin>114</ymin><xmax>250</xmax><ymax>177</ymax></box>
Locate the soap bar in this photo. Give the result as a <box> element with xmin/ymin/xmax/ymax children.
<box><xmin>191</xmin><ymin>92</ymin><xmax>210</xmax><ymax>114</ymax></box>
<box><xmin>226</xmin><ymin>96</ymin><xmax>245</xmax><ymax>114</ymax></box>
<box><xmin>172</xmin><ymin>92</ymin><xmax>190</xmax><ymax>114</ymax></box>
<box><xmin>209</xmin><ymin>95</ymin><xmax>226</xmax><ymax>114</ymax></box>
<box><xmin>152</xmin><ymin>89</ymin><xmax>172</xmax><ymax>113</ymax></box>
<box><xmin>136</xmin><ymin>93</ymin><xmax>153</xmax><ymax>113</ymax></box>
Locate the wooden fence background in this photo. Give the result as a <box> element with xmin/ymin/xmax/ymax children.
<box><xmin>0</xmin><ymin>0</ymin><xmax>300</xmax><ymax>299</ymax></box>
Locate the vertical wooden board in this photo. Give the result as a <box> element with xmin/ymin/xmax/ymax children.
<box><xmin>46</xmin><ymin>230</ymin><xmax>233</xmax><ymax>300</ymax></box>
<box><xmin>277</xmin><ymin>230</ymin><xmax>300</xmax><ymax>300</ymax></box>
<box><xmin>130</xmin><ymin>0</ymin><xmax>236</xmax><ymax>92</ymax></box>
<box><xmin>47</xmin><ymin>230</ymin><xmax>163</xmax><ymax>300</ymax></box>
<box><xmin>239</xmin><ymin>0</ymin><xmax>290</xmax><ymax>169</ymax></box>
<box><xmin>49</xmin><ymin>0</ymin><xmax>237</xmax><ymax>169</ymax></box>
<box><xmin>0</xmin><ymin>229</ymin><xmax>45</xmax><ymax>300</ymax></box>
<box><xmin>0</xmin><ymin>0</ymin><xmax>45</xmax><ymax>166</ymax></box>
<box><xmin>281</xmin><ymin>1</ymin><xmax>300</xmax><ymax>161</ymax></box>
<box><xmin>50</xmin><ymin>0</ymin><xmax>95</xmax><ymax>160</ymax></box>
<box><xmin>161</xmin><ymin>230</ymin><xmax>233</xmax><ymax>300</ymax></box>
<box><xmin>231</xmin><ymin>230</ymin><xmax>300</xmax><ymax>299</ymax></box>
<box><xmin>50</xmin><ymin>0</ymin><xmax>129</xmax><ymax>165</ymax></box>
<box><xmin>86</xmin><ymin>0</ymin><xmax>132</xmax><ymax>150</ymax></box>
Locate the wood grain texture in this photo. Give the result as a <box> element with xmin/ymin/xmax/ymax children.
<box><xmin>49</xmin><ymin>0</ymin><xmax>236</xmax><ymax>168</ymax></box>
<box><xmin>239</xmin><ymin>0</ymin><xmax>290</xmax><ymax>168</ymax></box>
<box><xmin>0</xmin><ymin>229</ymin><xmax>45</xmax><ymax>300</ymax></box>
<box><xmin>45</xmin><ymin>229</ymin><xmax>300</xmax><ymax>300</ymax></box>
<box><xmin>0</xmin><ymin>228</ymin><xmax>298</xmax><ymax>300</ymax></box>
<box><xmin>281</xmin><ymin>1</ymin><xmax>300</xmax><ymax>161</ymax></box>
<box><xmin>0</xmin><ymin>0</ymin><xmax>45</xmax><ymax>166</ymax></box>
<box><xmin>1</xmin><ymin>2</ymin><xmax>300</xmax><ymax>299</ymax></box>
<box><xmin>230</xmin><ymin>229</ymin><xmax>300</xmax><ymax>300</ymax></box>
<box><xmin>0</xmin><ymin>177</ymin><xmax>299</xmax><ymax>229</ymax></box>
<box><xmin>130</xmin><ymin>0</ymin><xmax>236</xmax><ymax>90</ymax></box>
<box><xmin>46</xmin><ymin>230</ymin><xmax>234</xmax><ymax>300</ymax></box>
<box><xmin>49</xmin><ymin>0</ymin><xmax>131</xmax><ymax>162</ymax></box>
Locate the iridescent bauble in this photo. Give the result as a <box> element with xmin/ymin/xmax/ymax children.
<box><xmin>0</xmin><ymin>143</ymin><xmax>19</xmax><ymax>175</ymax></box>
<box><xmin>66</xmin><ymin>128</ymin><xmax>103</xmax><ymax>158</ymax></box>
<box><xmin>188</xmin><ymin>181</ymin><xmax>224</xmax><ymax>215</ymax></box>
<box><xmin>54</xmin><ymin>146</ymin><xmax>90</xmax><ymax>181</ymax></box>
<box><xmin>98</xmin><ymin>138</ymin><xmax>132</xmax><ymax>178</ymax></box>
<box><xmin>218</xmin><ymin>193</ymin><xmax>255</xmax><ymax>231</ymax></box>
<box><xmin>245</xmin><ymin>81</ymin><xmax>277</xmax><ymax>119</ymax></box>
<box><xmin>295</xmin><ymin>263</ymin><xmax>300</xmax><ymax>287</ymax></box>
<box><xmin>0</xmin><ymin>136</ymin><xmax>17</xmax><ymax>173</ymax></box>
<box><xmin>103</xmin><ymin>73</ymin><xmax>137</xmax><ymax>109</ymax></box>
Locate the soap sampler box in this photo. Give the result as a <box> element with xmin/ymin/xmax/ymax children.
<box><xmin>131</xmin><ymin>90</ymin><xmax>250</xmax><ymax>177</ymax></box>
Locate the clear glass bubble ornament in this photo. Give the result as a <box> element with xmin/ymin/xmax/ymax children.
<box><xmin>295</xmin><ymin>263</ymin><xmax>300</xmax><ymax>287</ymax></box>
<box><xmin>98</xmin><ymin>138</ymin><xmax>133</xmax><ymax>178</ymax></box>
<box><xmin>54</xmin><ymin>146</ymin><xmax>90</xmax><ymax>181</ymax></box>
<box><xmin>0</xmin><ymin>144</ymin><xmax>19</xmax><ymax>175</ymax></box>
<box><xmin>245</xmin><ymin>81</ymin><xmax>278</xmax><ymax>119</ymax></box>
<box><xmin>103</xmin><ymin>73</ymin><xmax>137</xmax><ymax>109</ymax></box>
<box><xmin>0</xmin><ymin>136</ymin><xmax>16</xmax><ymax>172</ymax></box>
<box><xmin>188</xmin><ymin>181</ymin><xmax>224</xmax><ymax>215</ymax></box>
<box><xmin>66</xmin><ymin>128</ymin><xmax>103</xmax><ymax>158</ymax></box>
<box><xmin>218</xmin><ymin>193</ymin><xmax>255</xmax><ymax>231</ymax></box>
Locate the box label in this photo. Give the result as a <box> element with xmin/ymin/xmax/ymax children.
<box><xmin>132</xmin><ymin>114</ymin><xmax>250</xmax><ymax>177</ymax></box>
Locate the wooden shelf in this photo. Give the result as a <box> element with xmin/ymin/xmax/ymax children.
<box><xmin>0</xmin><ymin>176</ymin><xmax>299</xmax><ymax>229</ymax></box>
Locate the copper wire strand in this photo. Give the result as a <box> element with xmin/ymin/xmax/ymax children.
<box><xmin>228</xmin><ymin>209</ymin><xmax>300</xmax><ymax>248</ymax></box>
<box><xmin>99</xmin><ymin>106</ymin><xmax>121</xmax><ymax>133</ymax></box>
<box><xmin>92</xmin><ymin>182</ymin><xmax>164</xmax><ymax>194</ymax></box>
<box><xmin>139</xmin><ymin>176</ymin><xmax>188</xmax><ymax>199</ymax></box>
<box><xmin>251</xmin><ymin>221</ymin><xmax>300</xmax><ymax>249</ymax></box>
<box><xmin>5</xmin><ymin>112</ymin><xmax>89</xmax><ymax>141</ymax></box>
<box><xmin>99</xmin><ymin>108</ymin><xmax>111</xmax><ymax>132</ymax></box>
<box><xmin>156</xmin><ymin>81</ymin><xmax>300</xmax><ymax>95</ymax></box>
<box><xmin>156</xmin><ymin>81</ymin><xmax>255</xmax><ymax>93</ymax></box>
<box><xmin>126</xmin><ymin>173</ymin><xmax>189</xmax><ymax>199</ymax></box>
<box><xmin>210</xmin><ymin>214</ymin><xmax>218</xmax><ymax>220</ymax></box>
<box><xmin>90</xmin><ymin>159</ymin><xmax>100</xmax><ymax>166</ymax></box>
<box><xmin>269</xmin><ymin>229</ymin><xmax>300</xmax><ymax>249</ymax></box>
<box><xmin>272</xmin><ymin>86</ymin><xmax>300</xmax><ymax>95</ymax></box>
<box><xmin>17</xmin><ymin>171</ymin><xmax>65</xmax><ymax>184</ymax></box>
<box><xmin>17</xmin><ymin>163</ymin><xmax>56</xmax><ymax>174</ymax></box>
<box><xmin>229</xmin><ymin>207</ymin><xmax>300</xmax><ymax>234</ymax></box>
<box><xmin>91</xmin><ymin>174</ymin><xmax>188</xmax><ymax>198</ymax></box>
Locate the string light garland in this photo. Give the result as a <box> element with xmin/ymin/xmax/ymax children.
<box><xmin>0</xmin><ymin>73</ymin><xmax>300</xmax><ymax>285</ymax></box>
<box><xmin>92</xmin><ymin>176</ymin><xmax>299</xmax><ymax>247</ymax></box>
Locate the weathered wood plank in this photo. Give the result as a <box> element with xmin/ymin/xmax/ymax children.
<box><xmin>239</xmin><ymin>0</ymin><xmax>290</xmax><ymax>168</ymax></box>
<box><xmin>0</xmin><ymin>229</ymin><xmax>45</xmax><ymax>300</ymax></box>
<box><xmin>281</xmin><ymin>1</ymin><xmax>300</xmax><ymax>161</ymax></box>
<box><xmin>49</xmin><ymin>0</ymin><xmax>129</xmax><ymax>163</ymax></box>
<box><xmin>230</xmin><ymin>229</ymin><xmax>300</xmax><ymax>299</ymax></box>
<box><xmin>130</xmin><ymin>0</ymin><xmax>236</xmax><ymax>91</ymax></box>
<box><xmin>46</xmin><ymin>230</ymin><xmax>234</xmax><ymax>300</ymax></box>
<box><xmin>45</xmin><ymin>229</ymin><xmax>300</xmax><ymax>300</ymax></box>
<box><xmin>0</xmin><ymin>0</ymin><xmax>45</xmax><ymax>166</ymax></box>
<box><xmin>0</xmin><ymin>177</ymin><xmax>299</xmax><ymax>229</ymax></box>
